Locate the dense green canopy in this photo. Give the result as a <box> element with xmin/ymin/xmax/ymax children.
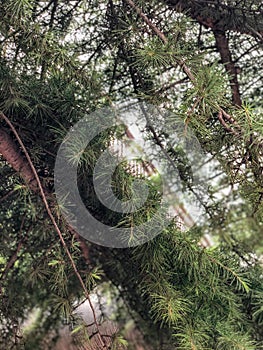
<box><xmin>0</xmin><ymin>1</ymin><xmax>262</xmax><ymax>349</ymax></box>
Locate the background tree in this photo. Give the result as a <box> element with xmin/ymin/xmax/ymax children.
<box><xmin>0</xmin><ymin>0</ymin><xmax>262</xmax><ymax>349</ymax></box>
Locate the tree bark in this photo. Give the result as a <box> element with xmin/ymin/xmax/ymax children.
<box><xmin>0</xmin><ymin>128</ymin><xmax>39</xmax><ymax>192</ymax></box>
<box><xmin>164</xmin><ymin>0</ymin><xmax>263</xmax><ymax>40</ymax></box>
<box><xmin>213</xmin><ymin>30</ymin><xmax>242</xmax><ymax>106</ymax></box>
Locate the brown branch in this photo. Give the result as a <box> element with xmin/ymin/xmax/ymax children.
<box><xmin>124</xmin><ymin>0</ymin><xmax>195</xmax><ymax>82</ymax></box>
<box><xmin>0</xmin><ymin>216</ymin><xmax>28</xmax><ymax>295</ymax></box>
<box><xmin>123</xmin><ymin>2</ymin><xmax>263</xmax><ymax>195</ymax></box>
<box><xmin>213</xmin><ymin>30</ymin><xmax>242</xmax><ymax>106</ymax></box>
<box><xmin>0</xmin><ymin>131</ymin><xmax>91</xmax><ymax>265</ymax></box>
<box><xmin>0</xmin><ymin>122</ymin><xmax>91</xmax><ymax>264</ymax></box>
<box><xmin>0</xmin><ymin>128</ymin><xmax>39</xmax><ymax>192</ymax></box>
<box><xmin>123</xmin><ymin>1</ymin><xmax>250</xmax><ymax>139</ymax></box>
<box><xmin>218</xmin><ymin>110</ymin><xmax>239</xmax><ymax>136</ymax></box>
<box><xmin>0</xmin><ymin>240</ymin><xmax>24</xmax><ymax>283</ymax></box>
<box><xmin>0</xmin><ymin>188</ymin><xmax>17</xmax><ymax>203</ymax></box>
<box><xmin>221</xmin><ymin>109</ymin><xmax>241</xmax><ymax>128</ymax></box>
<box><xmin>163</xmin><ymin>0</ymin><xmax>263</xmax><ymax>40</ymax></box>
<box><xmin>49</xmin><ymin>0</ymin><xmax>58</xmax><ymax>29</ymax></box>
<box><xmin>156</xmin><ymin>76</ymin><xmax>188</xmax><ymax>94</ymax></box>
<box><xmin>73</xmin><ymin>231</ymin><xmax>91</xmax><ymax>264</ymax></box>
<box><xmin>125</xmin><ymin>0</ymin><xmax>168</xmax><ymax>43</ymax></box>
<box><xmin>233</xmin><ymin>43</ymin><xmax>259</xmax><ymax>64</ymax></box>
<box><xmin>218</xmin><ymin>109</ymin><xmax>242</xmax><ymax>136</ymax></box>
<box><xmin>0</xmin><ymin>112</ymin><xmax>108</xmax><ymax>349</ymax></box>
<box><xmin>123</xmin><ymin>0</ymin><xmax>262</xmax><ymax>212</ymax></box>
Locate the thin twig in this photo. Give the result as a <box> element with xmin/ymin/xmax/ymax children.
<box><xmin>0</xmin><ymin>188</ymin><xmax>17</xmax><ymax>203</ymax></box>
<box><xmin>0</xmin><ymin>217</ymin><xmax>26</xmax><ymax>282</ymax></box>
<box><xmin>156</xmin><ymin>76</ymin><xmax>188</xmax><ymax>94</ymax></box>
<box><xmin>123</xmin><ymin>0</ymin><xmax>246</xmax><ymax>137</ymax></box>
<box><xmin>218</xmin><ymin>109</ymin><xmax>241</xmax><ymax>136</ymax></box>
<box><xmin>124</xmin><ymin>0</ymin><xmax>195</xmax><ymax>82</ymax></box>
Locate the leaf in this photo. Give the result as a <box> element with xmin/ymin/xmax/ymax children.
<box><xmin>48</xmin><ymin>260</ymin><xmax>60</xmax><ymax>266</ymax></box>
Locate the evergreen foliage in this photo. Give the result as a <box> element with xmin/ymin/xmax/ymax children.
<box><xmin>0</xmin><ymin>0</ymin><xmax>262</xmax><ymax>349</ymax></box>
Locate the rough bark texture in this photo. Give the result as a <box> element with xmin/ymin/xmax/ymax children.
<box><xmin>213</xmin><ymin>30</ymin><xmax>242</xmax><ymax>106</ymax></box>
<box><xmin>0</xmin><ymin>128</ymin><xmax>39</xmax><ymax>192</ymax></box>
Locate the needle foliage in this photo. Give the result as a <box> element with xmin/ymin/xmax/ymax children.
<box><xmin>0</xmin><ymin>1</ymin><xmax>262</xmax><ymax>349</ymax></box>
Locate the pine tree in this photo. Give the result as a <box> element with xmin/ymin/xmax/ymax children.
<box><xmin>0</xmin><ymin>1</ymin><xmax>262</xmax><ymax>349</ymax></box>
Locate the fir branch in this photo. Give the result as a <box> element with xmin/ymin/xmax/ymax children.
<box><xmin>123</xmin><ymin>0</ymin><xmax>195</xmax><ymax>81</ymax></box>
<box><xmin>123</xmin><ymin>1</ymin><xmax>241</xmax><ymax>126</ymax></box>
<box><xmin>163</xmin><ymin>0</ymin><xmax>263</xmax><ymax>41</ymax></box>
<box><xmin>207</xmin><ymin>253</ymin><xmax>250</xmax><ymax>293</ymax></box>
<box><xmin>0</xmin><ymin>112</ymin><xmax>109</xmax><ymax>350</ymax></box>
